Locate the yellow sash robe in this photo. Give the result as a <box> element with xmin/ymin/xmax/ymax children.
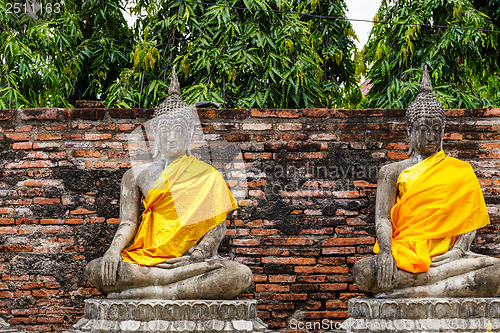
<box><xmin>374</xmin><ymin>150</ymin><xmax>489</xmax><ymax>273</ymax></box>
<box><xmin>121</xmin><ymin>154</ymin><xmax>237</xmax><ymax>266</ymax></box>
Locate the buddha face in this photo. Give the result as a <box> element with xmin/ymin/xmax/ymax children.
<box><xmin>155</xmin><ymin>118</ymin><xmax>191</xmax><ymax>158</ymax></box>
<box><xmin>411</xmin><ymin>117</ymin><xmax>444</xmax><ymax>156</ymax></box>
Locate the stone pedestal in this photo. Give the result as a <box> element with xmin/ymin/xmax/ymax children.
<box><xmin>342</xmin><ymin>297</ymin><xmax>500</xmax><ymax>332</ymax></box>
<box><xmin>71</xmin><ymin>299</ymin><xmax>268</xmax><ymax>333</ymax></box>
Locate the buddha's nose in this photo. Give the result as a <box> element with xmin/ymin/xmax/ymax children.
<box><xmin>427</xmin><ymin>131</ymin><xmax>437</xmax><ymax>142</ymax></box>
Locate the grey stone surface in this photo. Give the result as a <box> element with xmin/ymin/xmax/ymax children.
<box><xmin>70</xmin><ymin>299</ymin><xmax>268</xmax><ymax>333</ymax></box>
<box><xmin>352</xmin><ymin>66</ymin><xmax>500</xmax><ymax>297</ymax></box>
<box><xmin>342</xmin><ymin>297</ymin><xmax>499</xmax><ymax>332</ymax></box>
<box><xmin>85</xmin><ymin>69</ymin><xmax>253</xmax><ymax>300</ymax></box>
<box><xmin>0</xmin><ymin>318</ymin><xmax>18</xmax><ymax>332</ymax></box>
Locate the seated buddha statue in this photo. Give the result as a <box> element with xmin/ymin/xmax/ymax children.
<box><xmin>85</xmin><ymin>70</ymin><xmax>252</xmax><ymax>299</ymax></box>
<box><xmin>353</xmin><ymin>66</ymin><xmax>500</xmax><ymax>298</ymax></box>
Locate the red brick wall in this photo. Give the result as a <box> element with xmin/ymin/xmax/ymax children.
<box><xmin>0</xmin><ymin>107</ymin><xmax>499</xmax><ymax>332</ymax></box>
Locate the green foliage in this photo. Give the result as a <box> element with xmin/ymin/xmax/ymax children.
<box><xmin>1</xmin><ymin>0</ymin><xmax>358</xmax><ymax>109</ymax></box>
<box><xmin>362</xmin><ymin>0</ymin><xmax>500</xmax><ymax>108</ymax></box>
<box><xmin>0</xmin><ymin>0</ymin><xmax>133</xmax><ymax>108</ymax></box>
<box><xmin>106</xmin><ymin>0</ymin><xmax>358</xmax><ymax>108</ymax></box>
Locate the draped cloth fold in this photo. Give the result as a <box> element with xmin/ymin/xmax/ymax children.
<box><xmin>374</xmin><ymin>150</ymin><xmax>489</xmax><ymax>273</ymax></box>
<box><xmin>121</xmin><ymin>154</ymin><xmax>237</xmax><ymax>266</ymax></box>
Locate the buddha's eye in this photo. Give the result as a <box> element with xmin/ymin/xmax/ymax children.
<box><xmin>433</xmin><ymin>126</ymin><xmax>441</xmax><ymax>131</ymax></box>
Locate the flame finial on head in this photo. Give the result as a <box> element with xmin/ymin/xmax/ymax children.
<box><xmin>419</xmin><ymin>65</ymin><xmax>433</xmax><ymax>93</ymax></box>
<box><xmin>153</xmin><ymin>67</ymin><xmax>193</xmax><ymax>129</ymax></box>
<box><xmin>152</xmin><ymin>67</ymin><xmax>194</xmax><ymax>158</ymax></box>
<box><xmin>406</xmin><ymin>65</ymin><xmax>446</xmax><ymax>128</ymax></box>
<box><xmin>168</xmin><ymin>68</ymin><xmax>181</xmax><ymax>96</ymax></box>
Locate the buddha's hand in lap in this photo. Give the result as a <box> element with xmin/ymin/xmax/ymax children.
<box><xmin>430</xmin><ymin>248</ymin><xmax>465</xmax><ymax>267</ymax></box>
<box><xmin>155</xmin><ymin>252</ymin><xmax>221</xmax><ymax>269</ymax></box>
<box><xmin>377</xmin><ymin>250</ymin><xmax>398</xmax><ymax>289</ymax></box>
<box><xmin>102</xmin><ymin>250</ymin><xmax>122</xmax><ymax>286</ymax></box>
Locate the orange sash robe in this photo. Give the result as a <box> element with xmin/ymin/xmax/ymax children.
<box><xmin>374</xmin><ymin>150</ymin><xmax>490</xmax><ymax>273</ymax></box>
<box><xmin>121</xmin><ymin>154</ymin><xmax>237</xmax><ymax>266</ymax></box>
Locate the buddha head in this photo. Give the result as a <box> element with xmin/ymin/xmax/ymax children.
<box><xmin>406</xmin><ymin>66</ymin><xmax>446</xmax><ymax>157</ymax></box>
<box><xmin>152</xmin><ymin>69</ymin><xmax>194</xmax><ymax>159</ymax></box>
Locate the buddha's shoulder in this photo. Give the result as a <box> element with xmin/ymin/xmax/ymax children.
<box><xmin>123</xmin><ymin>161</ymin><xmax>164</xmax><ymax>181</ymax></box>
<box><xmin>379</xmin><ymin>159</ymin><xmax>414</xmax><ymax>178</ymax></box>
<box><xmin>445</xmin><ymin>155</ymin><xmax>472</xmax><ymax>167</ymax></box>
<box><xmin>444</xmin><ymin>155</ymin><xmax>474</xmax><ymax>173</ymax></box>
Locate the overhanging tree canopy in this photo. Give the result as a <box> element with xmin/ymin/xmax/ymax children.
<box><xmin>0</xmin><ymin>0</ymin><xmax>359</xmax><ymax>109</ymax></box>
<box><xmin>107</xmin><ymin>0</ymin><xmax>359</xmax><ymax>108</ymax></box>
<box><xmin>361</xmin><ymin>0</ymin><xmax>500</xmax><ymax>109</ymax></box>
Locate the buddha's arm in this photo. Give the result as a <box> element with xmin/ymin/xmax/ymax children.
<box><xmin>155</xmin><ymin>222</ymin><xmax>226</xmax><ymax>269</ymax></box>
<box><xmin>192</xmin><ymin>222</ymin><xmax>226</xmax><ymax>259</ymax></box>
<box><xmin>431</xmin><ymin>230</ymin><xmax>476</xmax><ymax>267</ymax></box>
<box><xmin>102</xmin><ymin>169</ymin><xmax>141</xmax><ymax>285</ymax></box>
<box><xmin>454</xmin><ymin>230</ymin><xmax>476</xmax><ymax>253</ymax></box>
<box><xmin>374</xmin><ymin>165</ymin><xmax>399</xmax><ymax>288</ymax></box>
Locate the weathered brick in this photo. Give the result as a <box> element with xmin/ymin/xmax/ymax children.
<box><xmin>387</xmin><ymin>151</ymin><xmax>408</xmax><ymax>159</ymax></box>
<box><xmin>32</xmin><ymin>289</ymin><xmax>59</xmax><ymax>297</ymax></box>
<box><xmin>22</xmin><ymin>324</ymin><xmax>52</xmax><ymax>331</ymax></box>
<box><xmin>64</xmin><ymin>219</ymin><xmax>84</xmax><ymax>225</ymax></box>
<box><xmin>21</xmin><ymin>108</ymin><xmax>58</xmax><ymax>120</ymax></box>
<box><xmin>277</xmin><ymin>123</ymin><xmax>302</xmax><ymax>131</ymax></box>
<box><xmin>233</xmin><ymin>239</ymin><xmax>260</xmax><ymax>246</ymax></box>
<box><xmin>250</xmin><ymin>109</ymin><xmax>300</xmax><ymax>118</ymax></box>
<box><xmin>6</xmin><ymin>133</ymin><xmax>30</xmax><ymax>141</ymax></box>
<box><xmin>63</xmin><ymin>108</ymin><xmax>106</xmax><ymax>120</ymax></box>
<box><xmin>0</xmin><ymin>109</ymin><xmax>15</xmax><ymax>121</ymax></box>
<box><xmin>295</xmin><ymin>266</ymin><xmax>349</xmax><ymax>274</ymax></box>
<box><xmin>242</xmin><ymin>123</ymin><xmax>272</xmax><ymax>131</ymax></box>
<box><xmin>196</xmin><ymin>109</ymin><xmax>217</xmax><ymax>119</ymax></box>
<box><xmin>17</xmin><ymin>282</ymin><xmax>42</xmax><ymax>289</ymax></box>
<box><xmin>72</xmin><ymin>123</ymin><xmax>93</xmax><ymax>130</ymax></box>
<box><xmin>11</xmin><ymin>308</ymin><xmax>39</xmax><ymax>315</ymax></box>
<box><xmin>5</xmin><ymin>160</ymin><xmax>56</xmax><ymax>169</ymax></box>
<box><xmin>97</xmin><ymin>124</ymin><xmax>116</xmax><ymax>131</ymax></box>
<box><xmin>310</xmin><ymin>134</ymin><xmax>337</xmax><ymax>141</ymax></box>
<box><xmin>12</xmin><ymin>142</ymin><xmax>33</xmax><ymax>149</ymax></box>
<box><xmin>262</xmin><ymin>257</ymin><xmax>316</xmax><ymax>265</ymax></box>
<box><xmin>225</xmin><ymin>134</ymin><xmax>250</xmax><ymax>142</ymax></box>
<box><xmin>322</xmin><ymin>247</ymin><xmax>356</xmax><ymax>255</ymax></box>
<box><xmin>303</xmin><ymin>108</ymin><xmax>328</xmax><ymax>117</ymax></box>
<box><xmin>256</xmin><ymin>284</ymin><xmax>290</xmax><ymax>292</ymax></box>
<box><xmin>338</xmin><ymin>122</ymin><xmax>380</xmax><ymax>130</ymax></box>
<box><xmin>45</xmin><ymin>124</ymin><xmax>67</xmax><ymax>131</ymax></box>
<box><xmin>33</xmin><ymin>198</ymin><xmax>60</xmax><ymax>205</ymax></box>
<box><xmin>37</xmin><ymin>316</ymin><xmax>64</xmax><ymax>324</ymax></box>
<box><xmin>84</xmin><ymin>133</ymin><xmax>112</xmax><ymax>140</ymax></box>
<box><xmin>35</xmin><ymin>134</ymin><xmax>61</xmax><ymax>141</ymax></box>
<box><xmin>218</xmin><ymin>109</ymin><xmax>247</xmax><ymax>119</ymax></box>
<box><xmin>268</xmin><ymin>275</ymin><xmax>296</xmax><ymax>283</ymax></box>
<box><xmin>483</xmin><ymin>108</ymin><xmax>500</xmax><ymax>116</ymax></box>
<box><xmin>322</xmin><ymin>237</ymin><xmax>375</xmax><ymax>246</ymax></box>
<box><xmin>18</xmin><ymin>180</ymin><xmax>61</xmax><ymax>187</ymax></box>
<box><xmin>282</xmin><ymin>133</ymin><xmax>307</xmax><ymax>141</ymax></box>
<box><xmin>71</xmin><ymin>150</ymin><xmax>101</xmax><ymax>158</ymax></box>
<box><xmin>108</xmin><ymin>108</ymin><xmax>149</xmax><ymax>119</ymax></box>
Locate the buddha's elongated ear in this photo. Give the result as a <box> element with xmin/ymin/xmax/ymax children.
<box><xmin>439</xmin><ymin>122</ymin><xmax>445</xmax><ymax>151</ymax></box>
<box><xmin>407</xmin><ymin>126</ymin><xmax>415</xmax><ymax>157</ymax></box>
<box><xmin>152</xmin><ymin>126</ymin><xmax>161</xmax><ymax>159</ymax></box>
<box><xmin>186</xmin><ymin>123</ymin><xmax>194</xmax><ymax>156</ymax></box>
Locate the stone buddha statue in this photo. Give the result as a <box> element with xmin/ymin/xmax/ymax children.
<box><xmin>85</xmin><ymin>70</ymin><xmax>252</xmax><ymax>300</ymax></box>
<box><xmin>353</xmin><ymin>66</ymin><xmax>500</xmax><ymax>298</ymax></box>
